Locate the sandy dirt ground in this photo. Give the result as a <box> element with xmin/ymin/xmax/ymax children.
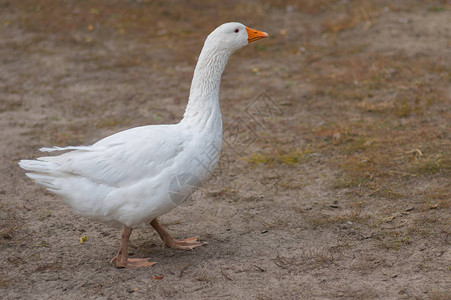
<box><xmin>1</xmin><ymin>1</ymin><xmax>450</xmax><ymax>299</ymax></box>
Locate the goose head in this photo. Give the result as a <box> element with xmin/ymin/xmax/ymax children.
<box><xmin>186</xmin><ymin>22</ymin><xmax>268</xmax><ymax>104</ymax></box>
<box><xmin>204</xmin><ymin>22</ymin><xmax>268</xmax><ymax>54</ymax></box>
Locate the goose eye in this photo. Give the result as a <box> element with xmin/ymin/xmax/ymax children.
<box><xmin>234</xmin><ymin>29</ymin><xmax>239</xmax><ymax>33</ymax></box>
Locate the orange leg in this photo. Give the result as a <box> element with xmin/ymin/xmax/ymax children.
<box><xmin>110</xmin><ymin>226</ymin><xmax>156</xmax><ymax>268</ymax></box>
<box><xmin>150</xmin><ymin>218</ymin><xmax>207</xmax><ymax>250</ymax></box>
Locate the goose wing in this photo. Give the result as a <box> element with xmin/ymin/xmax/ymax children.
<box><xmin>33</xmin><ymin>124</ymin><xmax>185</xmax><ymax>187</ymax></box>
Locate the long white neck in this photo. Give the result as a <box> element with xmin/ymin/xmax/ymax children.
<box><xmin>181</xmin><ymin>42</ymin><xmax>231</xmax><ymax>124</ymax></box>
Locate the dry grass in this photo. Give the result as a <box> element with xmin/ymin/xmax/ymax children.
<box><xmin>0</xmin><ymin>98</ymin><xmax>22</xmax><ymax>113</ymax></box>
<box><xmin>266</xmin><ymin>2</ymin><xmax>450</xmax><ymax>256</ymax></box>
<box><xmin>322</xmin><ymin>1</ymin><xmax>382</xmax><ymax>34</ymax></box>
<box><xmin>305</xmin><ymin>209</ymin><xmax>370</xmax><ymax>229</ymax></box>
<box><xmin>0</xmin><ymin>206</ymin><xmax>19</xmax><ymax>246</ymax></box>
<box><xmin>273</xmin><ymin>249</ymin><xmax>335</xmax><ymax>271</ymax></box>
<box><xmin>245</xmin><ymin>146</ymin><xmax>314</xmax><ymax>166</ymax></box>
<box><xmin>242</xmin><ymin>14</ymin><xmax>450</xmax><ymax>248</ymax></box>
<box><xmin>14</xmin><ymin>1</ymin><xmax>268</xmax><ymax>42</ymax></box>
<box><xmin>302</xmin><ymin>49</ymin><xmax>450</xmax><ymax>194</ymax></box>
<box><xmin>267</xmin><ymin>0</ymin><xmax>338</xmax><ymax>13</ymax></box>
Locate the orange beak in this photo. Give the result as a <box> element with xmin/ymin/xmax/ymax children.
<box><xmin>246</xmin><ymin>27</ymin><xmax>268</xmax><ymax>43</ymax></box>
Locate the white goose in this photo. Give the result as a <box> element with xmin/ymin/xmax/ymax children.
<box><xmin>19</xmin><ymin>22</ymin><xmax>268</xmax><ymax>268</ymax></box>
